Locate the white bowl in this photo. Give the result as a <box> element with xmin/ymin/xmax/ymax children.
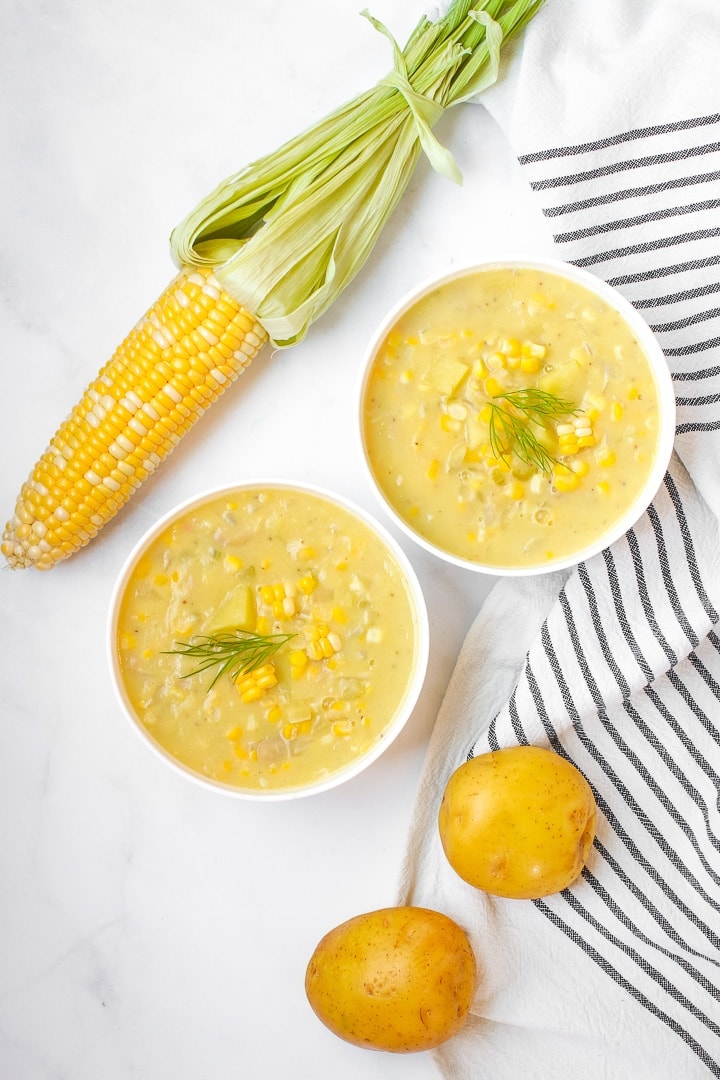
<box><xmin>108</xmin><ymin>481</ymin><xmax>429</xmax><ymax>800</ymax></box>
<box><xmin>358</xmin><ymin>256</ymin><xmax>676</xmax><ymax>576</ymax></box>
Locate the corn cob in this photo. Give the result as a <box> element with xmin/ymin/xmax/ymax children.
<box><xmin>1</xmin><ymin>267</ymin><xmax>267</xmax><ymax>569</ymax></box>
<box><xmin>3</xmin><ymin>0</ymin><xmax>544</xmax><ymax>571</ymax></box>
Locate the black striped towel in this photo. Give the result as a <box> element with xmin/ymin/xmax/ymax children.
<box><xmin>399</xmin><ymin>1</ymin><xmax>720</xmax><ymax>1076</ymax></box>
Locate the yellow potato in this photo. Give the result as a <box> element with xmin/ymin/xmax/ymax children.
<box><xmin>305</xmin><ymin>906</ymin><xmax>476</xmax><ymax>1053</ymax></box>
<box><xmin>438</xmin><ymin>745</ymin><xmax>597</xmax><ymax>899</ymax></box>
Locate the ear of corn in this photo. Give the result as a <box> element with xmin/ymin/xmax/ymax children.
<box><xmin>3</xmin><ymin>0</ymin><xmax>544</xmax><ymax>571</ymax></box>
<box><xmin>1</xmin><ymin>267</ymin><xmax>267</xmax><ymax>569</ymax></box>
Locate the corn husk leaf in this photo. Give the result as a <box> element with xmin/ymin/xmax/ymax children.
<box><xmin>170</xmin><ymin>0</ymin><xmax>544</xmax><ymax>346</ymax></box>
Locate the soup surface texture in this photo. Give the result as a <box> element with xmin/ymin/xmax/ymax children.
<box><xmin>362</xmin><ymin>266</ymin><xmax>662</xmax><ymax>568</ymax></box>
<box><xmin>116</xmin><ymin>487</ymin><xmax>420</xmax><ymax>792</ymax></box>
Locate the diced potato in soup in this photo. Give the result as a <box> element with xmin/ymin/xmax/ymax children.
<box><xmin>362</xmin><ymin>266</ymin><xmax>663</xmax><ymax>569</ymax></box>
<box><xmin>116</xmin><ymin>487</ymin><xmax>421</xmax><ymax>791</ymax></box>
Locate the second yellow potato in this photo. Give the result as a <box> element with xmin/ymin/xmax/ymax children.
<box><xmin>438</xmin><ymin>745</ymin><xmax>597</xmax><ymax>899</ymax></box>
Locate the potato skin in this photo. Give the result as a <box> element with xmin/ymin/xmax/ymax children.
<box><xmin>305</xmin><ymin>906</ymin><xmax>476</xmax><ymax>1053</ymax></box>
<box><xmin>438</xmin><ymin>745</ymin><xmax>597</xmax><ymax>899</ymax></box>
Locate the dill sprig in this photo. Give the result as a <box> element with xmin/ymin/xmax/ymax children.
<box><xmin>164</xmin><ymin>629</ymin><xmax>295</xmax><ymax>690</ymax></box>
<box><xmin>487</xmin><ymin>388</ymin><xmax>577</xmax><ymax>474</ymax></box>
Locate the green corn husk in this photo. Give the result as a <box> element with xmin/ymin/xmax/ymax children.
<box><xmin>170</xmin><ymin>0</ymin><xmax>544</xmax><ymax>347</ymax></box>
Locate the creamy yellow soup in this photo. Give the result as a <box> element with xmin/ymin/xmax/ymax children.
<box><xmin>116</xmin><ymin>487</ymin><xmax>421</xmax><ymax>792</ymax></box>
<box><xmin>362</xmin><ymin>267</ymin><xmax>662</xmax><ymax>568</ymax></box>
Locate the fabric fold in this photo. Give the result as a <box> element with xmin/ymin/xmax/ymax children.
<box><xmin>399</xmin><ymin>0</ymin><xmax>720</xmax><ymax>1075</ymax></box>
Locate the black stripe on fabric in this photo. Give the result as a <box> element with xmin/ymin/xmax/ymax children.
<box><xmin>577</xmin><ymin>563</ymin><xmax>633</xmax><ymax>700</ymax></box>
<box><xmin>559</xmin><ymin>890</ymin><xmax>720</xmax><ymax>1064</ymax></box>
<box><xmin>645</xmin><ymin>503</ymin><xmax>700</xmax><ymax>648</ymax></box>
<box><xmin>585</xmin><ymin>861</ymin><xmax>720</xmax><ymax>996</ymax></box>
<box><xmin>687</xmin><ymin>649</ymin><xmax>720</xmax><ymax>702</ymax></box>
<box><xmin>663</xmin><ymin>670</ymin><xmax>720</xmax><ymax>759</ymax></box>
<box><xmin>571</xmin><ymin>227</ymin><xmax>720</xmax><ymax>268</ymax></box>
<box><xmin>651</xmin><ymin>305</ymin><xmax>720</xmax><ymax>333</ymax></box>
<box><xmin>633</xmin><ymin>281</ymin><xmax>720</xmax><ymax>310</ymax></box>
<box><xmin>530</xmin><ymin>143</ymin><xmax>720</xmax><ymax>191</ymax></box>
<box><xmin>538</xmin><ymin>626</ymin><xmax>720</xmax><ymax>903</ymax></box>
<box><xmin>593</xmin><ymin>838</ymin><xmax>720</xmax><ymax>971</ymax></box>
<box><xmin>525</xmin><ymin>659</ymin><xmax>720</xmax><ymax>939</ymax></box>
<box><xmin>625</xmin><ymin>528</ymin><xmax>679</xmax><ymax>668</ymax></box>
<box><xmin>672</xmin><ymin>364</ymin><xmax>720</xmax><ymax>381</ymax></box>
<box><xmin>607</xmin><ymin>254</ymin><xmax>720</xmax><ymax>286</ymax></box>
<box><xmin>543</xmin><ymin>171</ymin><xmax>720</xmax><ymax>217</ymax></box>
<box><xmin>557</xmin><ymin>589</ymin><xmax>605</xmax><ymax>710</ymax></box>
<box><xmin>663</xmin><ymin>473</ymin><xmax>720</xmax><ymax>625</ymax></box>
<box><xmin>517</xmin><ymin>114</ymin><xmax>720</xmax><ymax>164</ymax></box>
<box><xmin>676</xmin><ymin>418</ymin><xmax>720</xmax><ymax>433</ymax></box>
<box><xmin>630</xmin><ymin>690</ymin><xmax>720</xmax><ymax>855</ymax></box>
<box><xmin>601</xmin><ymin>547</ymin><xmax>655</xmax><ymax>684</ymax></box>
<box><xmin>675</xmin><ymin>391</ymin><xmax>720</xmax><ymax>405</ymax></box>
<box><xmin>508</xmin><ymin>692</ymin><xmax>527</xmax><ymax>744</ymax></box>
<box><xmin>554</xmin><ymin>199</ymin><xmax>720</xmax><ymax>244</ymax></box>
<box><xmin>535</xmin><ymin>899</ymin><xmax>720</xmax><ymax>1075</ymax></box>
<box><xmin>663</xmin><ymin>334</ymin><xmax>720</xmax><ymax>356</ymax></box>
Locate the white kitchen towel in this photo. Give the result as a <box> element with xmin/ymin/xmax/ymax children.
<box><xmin>399</xmin><ymin>1</ymin><xmax>720</xmax><ymax>1076</ymax></box>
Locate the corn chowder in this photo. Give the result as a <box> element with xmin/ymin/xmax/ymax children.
<box><xmin>362</xmin><ymin>266</ymin><xmax>663</xmax><ymax>569</ymax></box>
<box><xmin>115</xmin><ymin>487</ymin><xmax>423</xmax><ymax>792</ymax></box>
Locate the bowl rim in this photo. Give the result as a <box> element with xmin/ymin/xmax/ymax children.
<box><xmin>357</xmin><ymin>253</ymin><xmax>677</xmax><ymax>577</ymax></box>
<box><xmin>107</xmin><ymin>479</ymin><xmax>430</xmax><ymax>800</ymax></box>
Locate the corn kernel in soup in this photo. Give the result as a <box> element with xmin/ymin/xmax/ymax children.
<box><xmin>116</xmin><ymin>488</ymin><xmax>420</xmax><ymax>791</ymax></box>
<box><xmin>362</xmin><ymin>267</ymin><xmax>661</xmax><ymax>568</ymax></box>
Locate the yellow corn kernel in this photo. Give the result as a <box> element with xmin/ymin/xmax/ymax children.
<box><xmin>154</xmin><ymin>572</ymin><xmax>169</xmax><ymax>586</ymax></box>
<box><xmin>610</xmin><ymin>401</ymin><xmax>624</xmax><ymax>421</ymax></box>
<box><xmin>297</xmin><ymin>574</ymin><xmax>317</xmax><ymax>595</ymax></box>
<box><xmin>260</xmin><ymin>558</ymin><xmax>271</xmax><ymax>570</ymax></box>
<box><xmin>478</xmin><ymin>404</ymin><xmax>493</xmax><ymax>424</ymax></box>
<box><xmin>399</xmin><ymin>369</ymin><xmax>413</xmax><ymax>383</ymax></box>
<box><xmin>2</xmin><ymin>266</ymin><xmax>267</xmax><ymax>571</ymax></box>
<box><xmin>484</xmin><ymin>375</ymin><xmax>503</xmax><ymax>397</ymax></box>
<box><xmin>472</xmin><ymin>358</ymin><xmax>488</xmax><ymax>379</ymax></box>
<box><xmin>266</xmin><ymin>705</ymin><xmax>282</xmax><ymax>723</ymax></box>
<box><xmin>578</xmin><ymin>435</ymin><xmax>596</xmax><ymax>448</ymax></box>
<box><xmin>332</xmin><ymin>720</ymin><xmax>355</xmax><ymax>737</ymax></box>
<box><xmin>573</xmin><ymin>459</ymin><xmax>590</xmax><ymax>477</ymax></box>
<box><xmin>597</xmin><ymin>480</ymin><xmax>611</xmax><ymax>495</ymax></box>
<box><xmin>223</xmin><ymin>554</ymin><xmax>243</xmax><ymax>573</ymax></box>
<box><xmin>553</xmin><ymin>464</ymin><xmax>580</xmax><ymax>492</ymax></box>
<box><xmin>119</xmin><ymin>632</ymin><xmax>136</xmax><ymax>651</ymax></box>
<box><xmin>596</xmin><ymin>448</ymin><xmax>616</xmax><ymax>468</ymax></box>
<box><xmin>520</xmin><ymin>355</ymin><xmax>542</xmax><ymax>374</ymax></box>
<box><xmin>305</xmin><ymin>640</ymin><xmax>324</xmax><ymax>662</ymax></box>
<box><xmin>427</xmin><ymin>459</ymin><xmax>440</xmax><ymax>480</ymax></box>
<box><xmin>508</xmin><ymin>480</ymin><xmax>524</xmax><ymax>500</ymax></box>
<box><xmin>236</xmin><ymin>662</ymin><xmax>278</xmax><ymax>702</ymax></box>
<box><xmin>290</xmin><ymin>649</ymin><xmax>308</xmax><ymax>669</ymax></box>
<box><xmin>521</xmin><ymin>340</ymin><xmax>547</xmax><ymax>359</ymax></box>
<box><xmin>498</xmin><ymin>337</ymin><xmax>521</xmax><ymax>357</ymax></box>
<box><xmin>298</xmin><ymin>546</ymin><xmax>316</xmax><ymax>560</ymax></box>
<box><xmin>627</xmin><ymin>386</ymin><xmax>640</xmax><ymax>400</ymax></box>
<box><xmin>256</xmin><ymin>615</ymin><xmax>271</xmax><ymax>636</ymax></box>
<box><xmin>225</xmin><ymin>725</ymin><xmax>243</xmax><ymax>741</ymax></box>
<box><xmin>283</xmin><ymin>719</ymin><xmax>313</xmax><ymax>741</ymax></box>
<box><xmin>259</xmin><ymin>584</ymin><xmax>276</xmax><ymax>603</ymax></box>
<box><xmin>331</xmin><ymin>606</ymin><xmax>348</xmax><ymax>624</ymax></box>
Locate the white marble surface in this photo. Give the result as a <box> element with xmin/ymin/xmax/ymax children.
<box><xmin>0</xmin><ymin>2</ymin><xmax>555</xmax><ymax>1077</ymax></box>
